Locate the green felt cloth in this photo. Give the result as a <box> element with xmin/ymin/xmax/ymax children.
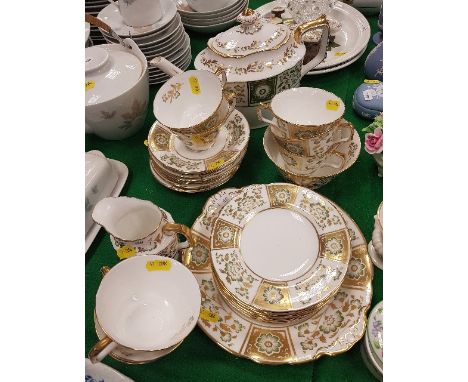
<box><xmin>85</xmin><ymin>2</ymin><xmax>383</xmax><ymax>381</ymax></box>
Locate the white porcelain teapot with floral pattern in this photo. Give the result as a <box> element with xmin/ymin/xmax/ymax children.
<box><xmin>194</xmin><ymin>8</ymin><xmax>330</xmax><ymax>128</ymax></box>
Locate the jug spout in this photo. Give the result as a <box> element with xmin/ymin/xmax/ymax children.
<box><xmin>92</xmin><ymin>196</ymin><xmax>164</xmax><ymax>242</ymax></box>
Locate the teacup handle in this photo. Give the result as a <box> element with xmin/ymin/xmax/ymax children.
<box><xmin>320</xmin><ymin>152</ymin><xmax>346</xmax><ymax>171</ymax></box>
<box><xmin>332</xmin><ymin>120</ymin><xmax>354</xmax><ymax>144</ymax></box>
<box><xmin>88</xmin><ymin>336</ymin><xmax>118</xmax><ymax>364</ymax></box>
<box><xmin>214</xmin><ymin>67</ymin><xmax>227</xmax><ymax>88</ymax></box>
<box><xmin>257</xmin><ymin>103</ymin><xmax>279</xmax><ymax>128</ymax></box>
<box><xmin>294</xmin><ymin>15</ymin><xmax>330</xmax><ymax>77</ymax></box>
<box><xmin>162</xmin><ymin>223</ymin><xmax>195</xmax><ymax>267</ymax></box>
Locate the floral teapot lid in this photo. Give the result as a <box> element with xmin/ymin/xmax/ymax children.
<box><xmin>85</xmin><ymin>39</ymin><xmax>145</xmax><ymax>106</ymax></box>
<box><xmin>208</xmin><ymin>8</ymin><xmax>290</xmax><ymax>58</ymax></box>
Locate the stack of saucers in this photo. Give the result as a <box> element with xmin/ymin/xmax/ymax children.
<box><xmin>175</xmin><ymin>0</ymin><xmax>248</xmax><ymax>33</ymax></box>
<box><xmin>361</xmin><ymin>301</ymin><xmax>383</xmax><ymax>380</ymax></box>
<box><xmin>208</xmin><ymin>183</ymin><xmax>353</xmax><ymax>326</ymax></box>
<box><xmin>85</xmin><ymin>0</ymin><xmax>108</xmax><ymax>45</ymax></box>
<box><xmin>261</xmin><ymin>88</ymin><xmax>359</xmax><ymax>189</ymax></box>
<box><xmin>97</xmin><ymin>0</ymin><xmax>191</xmax><ymax>85</ymax></box>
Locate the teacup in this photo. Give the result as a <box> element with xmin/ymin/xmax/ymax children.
<box><xmin>271</xmin><ymin>118</ymin><xmax>354</xmax><ymax>157</ymax></box>
<box><xmin>109</xmin><ymin>0</ymin><xmax>163</xmax><ymax>27</ymax></box>
<box><xmin>277</xmin><ymin>141</ymin><xmax>345</xmax><ymax>175</ymax></box>
<box><xmin>92</xmin><ymin>196</ymin><xmax>194</xmax><ymax>253</ymax></box>
<box><xmin>88</xmin><ymin>254</ymin><xmax>201</xmax><ymax>363</ymax></box>
<box><xmin>166</xmin><ymin>90</ymin><xmax>236</xmax><ymax>151</ymax></box>
<box><xmin>152</xmin><ymin>59</ymin><xmax>229</xmax><ymax>135</ymax></box>
<box><xmin>257</xmin><ymin>87</ymin><xmax>345</xmax><ymax>139</ymax></box>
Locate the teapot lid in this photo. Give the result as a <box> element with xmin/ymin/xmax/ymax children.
<box><xmin>207</xmin><ymin>9</ymin><xmax>290</xmax><ymax>58</ymax></box>
<box><xmin>85</xmin><ymin>45</ymin><xmax>143</xmax><ymax>106</ymax></box>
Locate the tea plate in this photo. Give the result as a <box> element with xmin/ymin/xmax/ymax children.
<box><xmin>367</xmin><ymin>301</ymin><xmax>383</xmax><ymax>366</ymax></box>
<box><xmin>148</xmin><ymin>109</ymin><xmax>249</xmax><ymax>174</ymax></box>
<box><xmin>211</xmin><ymin>184</ymin><xmax>351</xmax><ymax>312</ymax></box>
<box><xmin>85</xmin><ymin>358</ymin><xmax>134</xmax><ymax>382</ymax></box>
<box><xmin>188</xmin><ymin>186</ymin><xmax>373</xmax><ymax>364</ymax></box>
<box><xmin>256</xmin><ymin>0</ymin><xmax>370</xmax><ymax>70</ymax></box>
<box><xmin>85</xmin><ymin>155</ymin><xmax>128</xmax><ymax>253</ymax></box>
<box><xmin>98</xmin><ymin>1</ymin><xmax>177</xmax><ymax>37</ymax></box>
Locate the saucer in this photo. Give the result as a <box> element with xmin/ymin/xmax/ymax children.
<box><xmin>211</xmin><ymin>183</ymin><xmax>351</xmax><ymax>313</ymax></box>
<box><xmin>188</xmin><ymin>185</ymin><xmax>373</xmax><ymax>364</ymax></box>
<box><xmin>256</xmin><ymin>0</ymin><xmax>370</xmax><ymax>70</ymax></box>
<box><xmin>85</xmin><ymin>358</ymin><xmax>134</xmax><ymax>381</ymax></box>
<box><xmin>263</xmin><ymin>125</ymin><xmax>361</xmax><ymax>189</ymax></box>
<box><xmin>148</xmin><ymin>109</ymin><xmax>249</xmax><ymax>175</ymax></box>
<box><xmin>98</xmin><ymin>0</ymin><xmax>177</xmax><ymax>37</ymax></box>
<box><xmin>93</xmin><ymin>312</ymin><xmax>181</xmax><ymax>364</ymax></box>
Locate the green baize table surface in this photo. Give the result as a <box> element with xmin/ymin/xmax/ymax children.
<box><xmin>85</xmin><ymin>2</ymin><xmax>383</xmax><ymax>380</ymax></box>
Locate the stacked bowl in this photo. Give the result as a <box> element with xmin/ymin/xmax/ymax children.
<box><xmin>147</xmin><ymin>60</ymin><xmax>250</xmax><ymax>192</ymax></box>
<box><xmin>361</xmin><ymin>301</ymin><xmax>383</xmax><ymax>380</ymax></box>
<box><xmin>261</xmin><ymin>87</ymin><xmax>360</xmax><ymax>189</ymax></box>
<box><xmin>175</xmin><ymin>0</ymin><xmax>248</xmax><ymax>33</ymax></box>
<box><xmin>85</xmin><ymin>0</ymin><xmax>108</xmax><ymax>45</ymax></box>
<box><xmin>97</xmin><ymin>0</ymin><xmax>191</xmax><ymax>85</ymax></box>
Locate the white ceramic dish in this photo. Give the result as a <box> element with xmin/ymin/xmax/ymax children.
<box><xmin>187</xmin><ymin>0</ymin><xmax>237</xmax><ymax>13</ymax></box>
<box><xmin>98</xmin><ymin>0</ymin><xmax>177</xmax><ymax>37</ymax></box>
<box><xmin>188</xmin><ymin>186</ymin><xmax>373</xmax><ymax>364</ymax></box>
<box><xmin>181</xmin><ymin>0</ymin><xmax>248</xmax><ymax>25</ymax></box>
<box><xmin>307</xmin><ymin>47</ymin><xmax>366</xmax><ymax>75</ymax></box>
<box><xmin>182</xmin><ymin>17</ymin><xmax>238</xmax><ymax>33</ymax></box>
<box><xmin>256</xmin><ymin>0</ymin><xmax>370</xmax><ymax>70</ymax></box>
<box><xmin>85</xmin><ymin>152</ymin><xmax>128</xmax><ymax>253</ymax></box>
<box><xmin>175</xmin><ymin>0</ymin><xmax>243</xmax><ymax>17</ymax></box>
<box><xmin>85</xmin><ymin>358</ymin><xmax>134</xmax><ymax>381</ymax></box>
<box><xmin>367</xmin><ymin>301</ymin><xmax>383</xmax><ymax>367</ymax></box>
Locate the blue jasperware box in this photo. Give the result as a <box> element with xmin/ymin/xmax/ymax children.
<box><xmin>353</xmin><ymin>82</ymin><xmax>383</xmax><ymax>119</ymax></box>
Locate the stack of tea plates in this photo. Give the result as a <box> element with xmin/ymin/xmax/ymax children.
<box><xmin>147</xmin><ymin>110</ymin><xmax>250</xmax><ymax>193</ymax></box>
<box><xmin>97</xmin><ymin>0</ymin><xmax>191</xmax><ymax>85</ymax></box>
<box><xmin>257</xmin><ymin>0</ymin><xmax>370</xmax><ymax>75</ymax></box>
<box><xmin>361</xmin><ymin>301</ymin><xmax>383</xmax><ymax>380</ymax></box>
<box><xmin>186</xmin><ymin>184</ymin><xmax>373</xmax><ymax>364</ymax></box>
<box><xmin>85</xmin><ymin>0</ymin><xmax>108</xmax><ymax>45</ymax></box>
<box><xmin>175</xmin><ymin>0</ymin><xmax>248</xmax><ymax>33</ymax></box>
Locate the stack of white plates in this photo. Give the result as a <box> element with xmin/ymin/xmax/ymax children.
<box><xmin>147</xmin><ymin>110</ymin><xmax>250</xmax><ymax>193</ymax></box>
<box><xmin>175</xmin><ymin>0</ymin><xmax>248</xmax><ymax>33</ymax></box>
<box><xmin>361</xmin><ymin>301</ymin><xmax>383</xmax><ymax>381</ymax></box>
<box><xmin>85</xmin><ymin>22</ymin><xmax>93</xmax><ymax>48</ymax></box>
<box><xmin>257</xmin><ymin>0</ymin><xmax>370</xmax><ymax>75</ymax></box>
<box><xmin>85</xmin><ymin>0</ymin><xmax>108</xmax><ymax>45</ymax></box>
<box><xmin>97</xmin><ymin>0</ymin><xmax>192</xmax><ymax>85</ymax></box>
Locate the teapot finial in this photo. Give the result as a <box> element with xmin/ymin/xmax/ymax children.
<box><xmin>236</xmin><ymin>9</ymin><xmax>262</xmax><ymax>34</ymax></box>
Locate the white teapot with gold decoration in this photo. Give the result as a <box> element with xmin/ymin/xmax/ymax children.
<box><xmin>194</xmin><ymin>8</ymin><xmax>330</xmax><ymax>128</ymax></box>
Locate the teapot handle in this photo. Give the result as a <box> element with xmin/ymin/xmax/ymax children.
<box><xmin>149</xmin><ymin>57</ymin><xmax>184</xmax><ymax>77</ymax></box>
<box><xmin>294</xmin><ymin>15</ymin><xmax>330</xmax><ymax>77</ymax></box>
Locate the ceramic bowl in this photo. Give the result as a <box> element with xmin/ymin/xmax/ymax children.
<box><xmin>90</xmin><ymin>254</ymin><xmax>200</xmax><ymax>362</ymax></box>
<box><xmin>85</xmin><ymin>40</ymin><xmax>149</xmax><ymax>140</ymax></box>
<box><xmin>264</xmin><ymin>126</ymin><xmax>361</xmax><ymax>189</ymax></box>
<box><xmin>187</xmin><ymin>0</ymin><xmax>237</xmax><ymax>13</ymax></box>
<box><xmin>176</xmin><ymin>0</ymin><xmax>242</xmax><ymax>17</ymax></box>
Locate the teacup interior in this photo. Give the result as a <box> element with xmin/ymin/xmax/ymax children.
<box><xmin>96</xmin><ymin>255</ymin><xmax>200</xmax><ymax>351</ymax></box>
<box><xmin>271</xmin><ymin>88</ymin><xmax>345</xmax><ymax>126</ymax></box>
<box><xmin>154</xmin><ymin>70</ymin><xmax>223</xmax><ymax>129</ymax></box>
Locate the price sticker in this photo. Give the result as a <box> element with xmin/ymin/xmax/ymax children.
<box><xmin>85</xmin><ymin>80</ymin><xmax>95</xmax><ymax>91</ymax></box>
<box><xmin>146</xmin><ymin>259</ymin><xmax>172</xmax><ymax>272</ymax></box>
<box><xmin>116</xmin><ymin>246</ymin><xmax>136</xmax><ymax>260</ymax></box>
<box><xmin>143</xmin><ymin>139</ymin><xmax>149</xmax><ymax>146</ymax></box>
<box><xmin>207</xmin><ymin>158</ymin><xmax>225</xmax><ymax>171</ymax></box>
<box><xmin>364</xmin><ymin>79</ymin><xmax>380</xmax><ymax>84</ymax></box>
<box><xmin>188</xmin><ymin>76</ymin><xmax>201</xmax><ymax>95</ymax></box>
<box><xmin>334</xmin><ymin>52</ymin><xmax>347</xmax><ymax>56</ymax></box>
<box><xmin>200</xmin><ymin>308</ymin><xmax>220</xmax><ymax>322</ymax></box>
<box><xmin>326</xmin><ymin>100</ymin><xmax>340</xmax><ymax>111</ymax></box>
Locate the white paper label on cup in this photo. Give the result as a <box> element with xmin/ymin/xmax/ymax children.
<box><xmin>363</xmin><ymin>89</ymin><xmax>377</xmax><ymax>101</ymax></box>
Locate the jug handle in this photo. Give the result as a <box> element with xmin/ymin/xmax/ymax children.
<box><xmin>149</xmin><ymin>57</ymin><xmax>184</xmax><ymax>77</ymax></box>
<box><xmin>88</xmin><ymin>336</ymin><xmax>118</xmax><ymax>364</ymax></box>
<box><xmin>294</xmin><ymin>15</ymin><xmax>330</xmax><ymax>77</ymax></box>
<box><xmin>163</xmin><ymin>223</ymin><xmax>195</xmax><ymax>267</ymax></box>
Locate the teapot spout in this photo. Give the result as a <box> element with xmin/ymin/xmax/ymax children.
<box><xmin>149</xmin><ymin>57</ymin><xmax>184</xmax><ymax>77</ymax></box>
